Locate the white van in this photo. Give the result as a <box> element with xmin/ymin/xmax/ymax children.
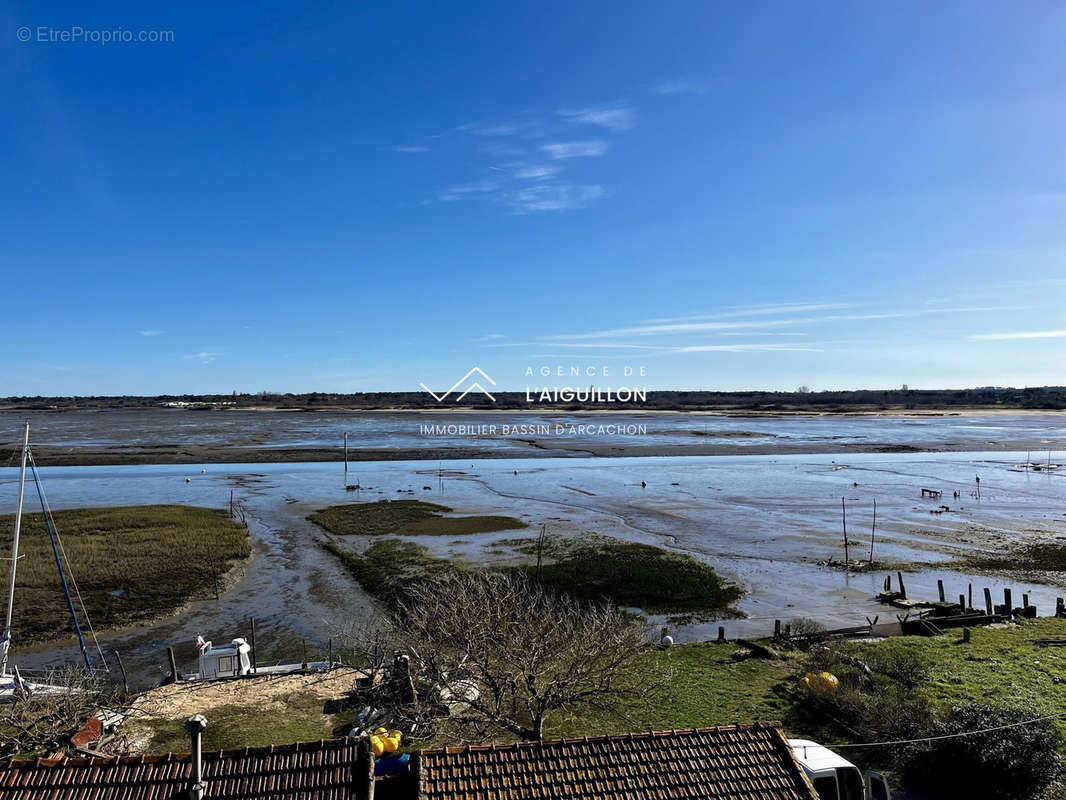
<box><xmin>789</xmin><ymin>739</ymin><xmax>891</xmax><ymax>800</ymax></box>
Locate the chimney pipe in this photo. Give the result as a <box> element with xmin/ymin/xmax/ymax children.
<box><xmin>356</xmin><ymin>735</ymin><xmax>375</xmax><ymax>800</ymax></box>
<box><xmin>185</xmin><ymin>714</ymin><xmax>208</xmax><ymax>800</ymax></box>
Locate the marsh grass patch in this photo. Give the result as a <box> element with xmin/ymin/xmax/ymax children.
<box><xmin>0</xmin><ymin>505</ymin><xmax>251</xmax><ymax>644</ymax></box>
<box><xmin>514</xmin><ymin>540</ymin><xmax>743</xmax><ymax>621</ymax></box>
<box><xmin>308</xmin><ymin>500</ymin><xmax>524</xmax><ymax>537</ymax></box>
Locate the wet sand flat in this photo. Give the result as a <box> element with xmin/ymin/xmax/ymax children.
<box><xmin>3</xmin><ymin>408</ymin><xmax>1063</xmax><ymax>465</ymax></box>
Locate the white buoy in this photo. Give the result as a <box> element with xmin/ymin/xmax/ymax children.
<box><xmin>661</xmin><ymin>635</ymin><xmax>674</xmax><ymax>648</ymax></box>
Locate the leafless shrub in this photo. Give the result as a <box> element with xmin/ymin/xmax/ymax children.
<box><xmin>0</xmin><ymin>668</ymin><xmax>126</xmax><ymax>758</ymax></box>
<box><xmin>338</xmin><ymin>571</ymin><xmax>658</xmax><ymax>742</ymax></box>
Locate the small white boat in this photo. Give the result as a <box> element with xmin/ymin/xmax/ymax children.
<box><xmin>178</xmin><ymin>634</ymin><xmax>330</xmax><ymax>682</ymax></box>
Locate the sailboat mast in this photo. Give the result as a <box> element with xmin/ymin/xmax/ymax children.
<box><xmin>1</xmin><ymin>422</ymin><xmax>30</xmax><ymax>677</ymax></box>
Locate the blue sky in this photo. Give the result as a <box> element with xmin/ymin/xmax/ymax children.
<box><xmin>2</xmin><ymin>1</ymin><xmax>1065</xmax><ymax>394</ymax></box>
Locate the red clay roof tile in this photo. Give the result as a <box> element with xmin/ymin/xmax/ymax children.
<box><xmin>416</xmin><ymin>723</ymin><xmax>817</xmax><ymax>800</ymax></box>
<box><xmin>0</xmin><ymin>738</ymin><xmax>363</xmax><ymax>800</ymax></box>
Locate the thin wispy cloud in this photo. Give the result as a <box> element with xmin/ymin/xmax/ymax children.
<box><xmin>458</xmin><ymin>120</ymin><xmax>541</xmax><ymax>137</ymax></box>
<box><xmin>655</xmin><ymin>79</ymin><xmax>706</xmax><ymax>96</ymax></box>
<box><xmin>513</xmin><ymin>164</ymin><xmax>561</xmax><ymax>180</ymax></box>
<box><xmin>508</xmin><ymin>184</ymin><xmax>606</xmax><ymax>214</ymax></box>
<box><xmin>969</xmin><ymin>330</ymin><xmax>1066</xmax><ymax>340</ymax></box>
<box><xmin>719</xmin><ymin>331</ymin><xmax>808</xmax><ymax>336</ymax></box>
<box><xmin>545</xmin><ymin>313</ymin><xmax>910</xmax><ymax>340</ymax></box>
<box><xmin>436</xmin><ymin>181</ymin><xmax>500</xmax><ymax>203</ymax></box>
<box><xmin>545</xmin><ymin>304</ymin><xmax>1023</xmax><ymax>341</ymax></box>
<box><xmin>472</xmin><ymin>333</ymin><xmax>507</xmax><ymax>342</ymax></box>
<box><xmin>488</xmin><ymin>341</ymin><xmax>658</xmax><ymax>350</ymax></box>
<box><xmin>540</xmin><ymin>140</ymin><xmax>608</xmax><ymax>159</ymax></box>
<box><xmin>183</xmin><ymin>352</ymin><xmax>220</xmax><ymax>364</ymax></box>
<box><xmin>672</xmin><ymin>343</ymin><xmax>822</xmax><ymax>353</ymax></box>
<box><xmin>406</xmin><ymin>90</ymin><xmax>693</xmax><ymax>214</ymax></box>
<box><xmin>139</xmin><ymin>329</ymin><xmax>164</xmax><ymax>336</ymax></box>
<box><xmin>643</xmin><ymin>302</ymin><xmax>858</xmax><ymax>324</ymax></box>
<box><xmin>558</xmin><ymin>106</ymin><xmax>636</xmax><ymax>131</ymax></box>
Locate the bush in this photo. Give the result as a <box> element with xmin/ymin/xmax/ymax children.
<box><xmin>864</xmin><ymin>645</ymin><xmax>930</xmax><ymax>689</ymax></box>
<box><xmin>788</xmin><ymin>617</ymin><xmax>828</xmax><ymax>645</ymax></box>
<box><xmin>904</xmin><ymin>703</ymin><xmax>1063</xmax><ymax>800</ymax></box>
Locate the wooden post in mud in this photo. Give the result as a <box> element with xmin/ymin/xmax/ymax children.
<box><xmin>897</xmin><ymin>571</ymin><xmax>907</xmax><ymax>600</ymax></box>
<box><xmin>114</xmin><ymin>650</ymin><xmax>129</xmax><ymax>694</ymax></box>
<box><xmin>344</xmin><ymin>433</ymin><xmax>349</xmax><ymax>476</ymax></box>
<box><xmin>869</xmin><ymin>499</ymin><xmax>877</xmax><ymax>563</ymax></box>
<box><xmin>167</xmin><ymin>647</ymin><xmax>178</xmax><ymax>684</ymax></box>
<box><xmin>969</xmin><ymin>583</ymin><xmax>973</xmax><ymax>610</ymax></box>
<box><xmin>959</xmin><ymin>594</ymin><xmax>966</xmax><ymax>612</ymax></box>
<box><xmin>250</xmin><ymin>617</ymin><xmax>258</xmax><ymax>674</ymax></box>
<box><xmin>937</xmin><ymin>580</ymin><xmax>946</xmax><ymax>603</ymax></box>
<box><xmin>984</xmin><ymin>588</ymin><xmax>994</xmax><ymax>616</ymax></box>
<box><xmin>963</xmin><ymin>628</ymin><xmax>971</xmax><ymax>644</ymax></box>
<box><xmin>717</xmin><ymin>626</ymin><xmax>726</xmax><ymax>643</ymax></box>
<box><xmin>1057</xmin><ymin>598</ymin><xmax>1065</xmax><ymax>618</ymax></box>
<box><xmin>535</xmin><ymin>524</ymin><xmax>547</xmax><ymax>582</ymax></box>
<box><xmin>1004</xmin><ymin>588</ymin><xmax>1013</xmax><ymax>615</ymax></box>
<box><xmin>774</xmin><ymin>619</ymin><xmax>782</xmax><ymax>638</ymax></box>
<box><xmin>841</xmin><ymin>497</ymin><xmax>850</xmax><ymax>567</ymax></box>
<box><xmin>1023</xmin><ymin>593</ymin><xmax>1030</xmax><ymax>610</ymax></box>
<box><xmin>302</xmin><ymin>639</ymin><xmax>308</xmax><ymax>670</ymax></box>
<box><xmin>229</xmin><ymin>490</ymin><xmax>234</xmax><ymax>518</ymax></box>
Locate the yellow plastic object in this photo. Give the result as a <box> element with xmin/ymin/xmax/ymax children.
<box><xmin>370</xmin><ymin>729</ymin><xmax>402</xmax><ymax>757</ymax></box>
<box><xmin>801</xmin><ymin>671</ymin><xmax>839</xmax><ymax>696</ymax></box>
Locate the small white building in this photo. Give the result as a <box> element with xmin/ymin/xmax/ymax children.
<box><xmin>195</xmin><ymin>636</ymin><xmax>252</xmax><ymax>679</ymax></box>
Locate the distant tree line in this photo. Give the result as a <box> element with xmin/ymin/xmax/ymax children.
<box><xmin>2</xmin><ymin>386</ymin><xmax>1065</xmax><ymax>411</ymax></box>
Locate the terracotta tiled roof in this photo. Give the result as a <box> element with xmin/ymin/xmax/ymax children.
<box><xmin>415</xmin><ymin>723</ymin><xmax>819</xmax><ymax>800</ymax></box>
<box><xmin>0</xmin><ymin>737</ymin><xmax>363</xmax><ymax>800</ymax></box>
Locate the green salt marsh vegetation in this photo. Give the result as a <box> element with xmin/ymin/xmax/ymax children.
<box><xmin>308</xmin><ymin>499</ymin><xmax>525</xmax><ymax>537</ymax></box>
<box><xmin>0</xmin><ymin>505</ymin><xmax>251</xmax><ymax>644</ymax></box>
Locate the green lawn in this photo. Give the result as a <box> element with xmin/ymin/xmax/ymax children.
<box><xmin>560</xmin><ymin>618</ymin><xmax>1066</xmax><ymax>743</ymax></box>
<box><xmin>141</xmin><ymin>691</ymin><xmax>359</xmax><ymax>752</ymax></box>
<box><xmin>552</xmin><ymin>641</ymin><xmax>798</xmax><ymax>738</ymax></box>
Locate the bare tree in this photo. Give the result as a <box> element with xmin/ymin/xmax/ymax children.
<box><xmin>341</xmin><ymin>572</ymin><xmax>656</xmax><ymax>742</ymax></box>
<box><xmin>0</xmin><ymin>668</ymin><xmax>124</xmax><ymax>758</ymax></box>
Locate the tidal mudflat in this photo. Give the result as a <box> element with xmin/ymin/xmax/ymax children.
<box><xmin>3</xmin><ymin>440</ymin><xmax>1065</xmax><ymax>687</ymax></box>
<box><xmin>3</xmin><ymin>408</ymin><xmax>1065</xmax><ymax>464</ymax></box>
